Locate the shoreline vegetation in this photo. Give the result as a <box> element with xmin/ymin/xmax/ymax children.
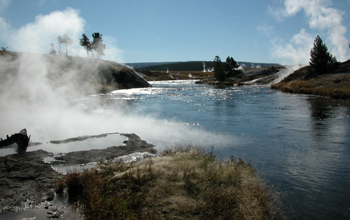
<box><xmin>2</xmin><ymin>44</ymin><xmax>348</xmax><ymax>218</ymax></box>
<box><xmin>271</xmin><ymin>60</ymin><xmax>350</xmax><ymax>99</ymax></box>
<box><xmin>60</xmin><ymin>146</ymin><xmax>280</xmax><ymax>219</ymax></box>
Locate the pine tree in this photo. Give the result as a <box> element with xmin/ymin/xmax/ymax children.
<box><xmin>225</xmin><ymin>56</ymin><xmax>241</xmax><ymax>77</ymax></box>
<box><xmin>80</xmin><ymin>34</ymin><xmax>92</xmax><ymax>58</ymax></box>
<box><xmin>91</xmin><ymin>33</ymin><xmax>106</xmax><ymax>58</ymax></box>
<box><xmin>309</xmin><ymin>35</ymin><xmax>337</xmax><ymax>75</ymax></box>
<box><xmin>214</xmin><ymin>56</ymin><xmax>225</xmax><ymax>81</ymax></box>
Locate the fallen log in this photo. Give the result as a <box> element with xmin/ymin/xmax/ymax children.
<box><xmin>0</xmin><ymin>129</ymin><xmax>30</xmax><ymax>154</ymax></box>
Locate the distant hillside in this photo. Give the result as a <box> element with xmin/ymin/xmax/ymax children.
<box><xmin>124</xmin><ymin>62</ymin><xmax>175</xmax><ymax>69</ymax></box>
<box><xmin>127</xmin><ymin>61</ymin><xmax>280</xmax><ymax>72</ymax></box>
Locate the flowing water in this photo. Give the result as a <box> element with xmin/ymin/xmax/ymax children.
<box><xmin>108</xmin><ymin>80</ymin><xmax>350</xmax><ymax>219</ymax></box>
<box><xmin>2</xmin><ymin>79</ymin><xmax>350</xmax><ymax>219</ymax></box>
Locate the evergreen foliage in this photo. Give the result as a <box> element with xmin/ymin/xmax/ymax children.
<box><xmin>309</xmin><ymin>35</ymin><xmax>337</xmax><ymax>75</ymax></box>
<box><xmin>91</xmin><ymin>33</ymin><xmax>106</xmax><ymax>58</ymax></box>
<box><xmin>225</xmin><ymin>56</ymin><xmax>241</xmax><ymax>77</ymax></box>
<box><xmin>214</xmin><ymin>55</ymin><xmax>225</xmax><ymax>81</ymax></box>
<box><xmin>80</xmin><ymin>34</ymin><xmax>92</xmax><ymax>58</ymax></box>
<box><xmin>79</xmin><ymin>33</ymin><xmax>106</xmax><ymax>59</ymax></box>
<box><xmin>213</xmin><ymin>56</ymin><xmax>242</xmax><ymax>81</ymax></box>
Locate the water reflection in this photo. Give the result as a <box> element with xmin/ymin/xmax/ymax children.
<box><xmin>280</xmin><ymin>97</ymin><xmax>350</xmax><ymax>219</ymax></box>
<box><xmin>74</xmin><ymin>82</ymin><xmax>350</xmax><ymax>219</ymax></box>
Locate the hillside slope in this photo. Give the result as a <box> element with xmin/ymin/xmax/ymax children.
<box><xmin>0</xmin><ymin>51</ymin><xmax>150</xmax><ymax>96</ymax></box>
<box><xmin>271</xmin><ymin>60</ymin><xmax>350</xmax><ymax>98</ymax></box>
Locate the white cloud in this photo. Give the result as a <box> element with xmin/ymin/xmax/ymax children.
<box><xmin>272</xmin><ymin>29</ymin><xmax>314</xmax><ymax>64</ymax></box>
<box><xmin>256</xmin><ymin>24</ymin><xmax>274</xmax><ymax>36</ymax></box>
<box><xmin>269</xmin><ymin>0</ymin><xmax>349</xmax><ymax>63</ymax></box>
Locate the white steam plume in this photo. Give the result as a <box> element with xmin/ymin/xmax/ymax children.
<box><xmin>7</xmin><ymin>8</ymin><xmax>85</xmax><ymax>55</ymax></box>
<box><xmin>0</xmin><ymin>7</ymin><xmax>123</xmax><ymax>62</ymax></box>
<box><xmin>0</xmin><ymin>8</ymin><xmax>234</xmax><ymax>155</ymax></box>
<box><xmin>269</xmin><ymin>0</ymin><xmax>349</xmax><ymax>64</ymax></box>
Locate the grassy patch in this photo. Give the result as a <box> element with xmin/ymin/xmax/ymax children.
<box><xmin>271</xmin><ymin>73</ymin><xmax>350</xmax><ymax>99</ymax></box>
<box><xmin>59</xmin><ymin>145</ymin><xmax>280</xmax><ymax>219</ymax></box>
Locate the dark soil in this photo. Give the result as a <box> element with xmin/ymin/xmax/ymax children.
<box><xmin>0</xmin><ymin>133</ymin><xmax>156</xmax><ymax>218</ymax></box>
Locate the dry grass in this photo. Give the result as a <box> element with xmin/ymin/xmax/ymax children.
<box><xmin>271</xmin><ymin>73</ymin><xmax>350</xmax><ymax>99</ymax></box>
<box><xmin>59</xmin><ymin>145</ymin><xmax>280</xmax><ymax>220</ymax></box>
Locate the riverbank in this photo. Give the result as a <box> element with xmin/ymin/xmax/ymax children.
<box><xmin>271</xmin><ymin>60</ymin><xmax>350</xmax><ymax>99</ymax></box>
<box><xmin>197</xmin><ymin>66</ymin><xmax>283</xmax><ymax>87</ymax></box>
<box><xmin>61</xmin><ymin>145</ymin><xmax>279</xmax><ymax>219</ymax></box>
<box><xmin>139</xmin><ymin>66</ymin><xmax>283</xmax><ymax>86</ymax></box>
<box><xmin>0</xmin><ymin>133</ymin><xmax>156</xmax><ymax>219</ymax></box>
<box><xmin>0</xmin><ymin>136</ymin><xmax>280</xmax><ymax>219</ymax></box>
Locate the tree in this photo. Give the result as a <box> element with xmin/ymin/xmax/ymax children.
<box><xmin>80</xmin><ymin>34</ymin><xmax>92</xmax><ymax>58</ymax></box>
<box><xmin>309</xmin><ymin>35</ymin><xmax>337</xmax><ymax>75</ymax></box>
<box><xmin>49</xmin><ymin>44</ymin><xmax>57</xmax><ymax>55</ymax></box>
<box><xmin>91</xmin><ymin>32</ymin><xmax>106</xmax><ymax>58</ymax></box>
<box><xmin>57</xmin><ymin>34</ymin><xmax>73</xmax><ymax>55</ymax></box>
<box><xmin>225</xmin><ymin>56</ymin><xmax>241</xmax><ymax>77</ymax></box>
<box><xmin>214</xmin><ymin>55</ymin><xmax>225</xmax><ymax>81</ymax></box>
<box><xmin>57</xmin><ymin>35</ymin><xmax>63</xmax><ymax>54</ymax></box>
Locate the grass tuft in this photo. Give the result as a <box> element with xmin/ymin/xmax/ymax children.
<box><xmin>59</xmin><ymin>145</ymin><xmax>280</xmax><ymax>219</ymax></box>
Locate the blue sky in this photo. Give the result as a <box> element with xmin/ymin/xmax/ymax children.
<box><xmin>0</xmin><ymin>0</ymin><xmax>350</xmax><ymax>64</ymax></box>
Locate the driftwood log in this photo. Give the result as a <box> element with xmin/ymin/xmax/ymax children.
<box><xmin>0</xmin><ymin>129</ymin><xmax>30</xmax><ymax>154</ymax></box>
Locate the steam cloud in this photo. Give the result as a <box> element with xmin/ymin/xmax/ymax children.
<box><xmin>0</xmin><ymin>7</ymin><xmax>123</xmax><ymax>62</ymax></box>
<box><xmin>268</xmin><ymin>0</ymin><xmax>349</xmax><ymax>64</ymax></box>
<box><xmin>0</xmin><ymin>8</ymin><xmax>235</xmax><ymax>154</ymax></box>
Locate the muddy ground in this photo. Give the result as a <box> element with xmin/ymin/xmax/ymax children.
<box><xmin>0</xmin><ymin>133</ymin><xmax>156</xmax><ymax>219</ymax></box>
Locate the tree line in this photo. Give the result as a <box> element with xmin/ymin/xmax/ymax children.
<box><xmin>212</xmin><ymin>35</ymin><xmax>343</xmax><ymax>81</ymax></box>
<box><xmin>49</xmin><ymin>33</ymin><xmax>106</xmax><ymax>59</ymax></box>
<box><xmin>213</xmin><ymin>56</ymin><xmax>242</xmax><ymax>81</ymax></box>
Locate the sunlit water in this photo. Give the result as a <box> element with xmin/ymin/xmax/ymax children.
<box><xmin>107</xmin><ymin>80</ymin><xmax>350</xmax><ymax>219</ymax></box>
<box><xmin>1</xmin><ymin>80</ymin><xmax>349</xmax><ymax>218</ymax></box>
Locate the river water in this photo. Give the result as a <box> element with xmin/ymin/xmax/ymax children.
<box><xmin>107</xmin><ymin>80</ymin><xmax>350</xmax><ymax>219</ymax></box>
<box><xmin>2</xmin><ymin>79</ymin><xmax>349</xmax><ymax>219</ymax></box>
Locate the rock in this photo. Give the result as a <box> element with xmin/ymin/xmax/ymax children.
<box><xmin>0</xmin><ymin>133</ymin><xmax>156</xmax><ymax>214</ymax></box>
<box><xmin>54</xmin><ymin>133</ymin><xmax>156</xmax><ymax>165</ymax></box>
<box><xmin>0</xmin><ymin>150</ymin><xmax>63</xmax><ymax>212</ymax></box>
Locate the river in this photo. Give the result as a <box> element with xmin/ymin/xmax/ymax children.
<box><xmin>1</xmin><ymin>79</ymin><xmax>349</xmax><ymax>219</ymax></box>
<box><xmin>108</xmin><ymin>80</ymin><xmax>350</xmax><ymax>219</ymax></box>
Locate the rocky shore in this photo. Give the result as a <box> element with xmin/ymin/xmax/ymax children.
<box><xmin>0</xmin><ymin>133</ymin><xmax>156</xmax><ymax>219</ymax></box>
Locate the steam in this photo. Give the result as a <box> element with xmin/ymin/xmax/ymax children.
<box><xmin>0</xmin><ymin>8</ymin><xmax>235</xmax><ymax>155</ymax></box>
<box><xmin>268</xmin><ymin>0</ymin><xmax>349</xmax><ymax>64</ymax></box>
<box><xmin>0</xmin><ymin>7</ymin><xmax>123</xmax><ymax>62</ymax></box>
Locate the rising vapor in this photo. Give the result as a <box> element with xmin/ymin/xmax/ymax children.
<box><xmin>269</xmin><ymin>0</ymin><xmax>349</xmax><ymax>64</ymax></box>
<box><xmin>0</xmin><ymin>8</ymin><xmax>234</xmax><ymax>155</ymax></box>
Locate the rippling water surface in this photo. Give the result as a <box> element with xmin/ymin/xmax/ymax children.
<box><xmin>106</xmin><ymin>80</ymin><xmax>350</xmax><ymax>219</ymax></box>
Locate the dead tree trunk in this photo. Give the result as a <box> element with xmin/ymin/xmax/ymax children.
<box><xmin>0</xmin><ymin>129</ymin><xmax>30</xmax><ymax>155</ymax></box>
